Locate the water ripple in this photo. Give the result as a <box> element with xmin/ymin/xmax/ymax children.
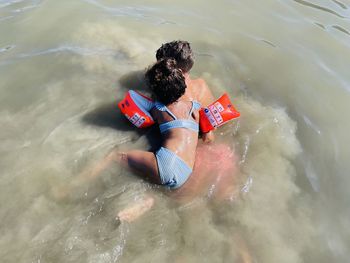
<box><xmin>0</xmin><ymin>45</ymin><xmax>15</xmax><ymax>53</ymax></box>
<box><xmin>82</xmin><ymin>0</ymin><xmax>157</xmax><ymax>17</ymax></box>
<box><xmin>293</xmin><ymin>0</ymin><xmax>346</xmax><ymax>18</ymax></box>
<box><xmin>331</xmin><ymin>0</ymin><xmax>348</xmax><ymax>10</ymax></box>
<box><xmin>304</xmin><ymin>157</ymin><xmax>320</xmax><ymax>192</ymax></box>
<box><xmin>0</xmin><ymin>0</ymin><xmax>42</xmax><ymax>15</ymax></box>
<box><xmin>0</xmin><ymin>0</ymin><xmax>26</xmax><ymax>9</ymax></box>
<box><xmin>0</xmin><ymin>45</ymin><xmax>119</xmax><ymax>67</ymax></box>
<box><xmin>314</xmin><ymin>22</ymin><xmax>325</xmax><ymax>29</ymax></box>
<box><xmin>17</xmin><ymin>45</ymin><xmax>117</xmax><ymax>58</ymax></box>
<box><xmin>332</xmin><ymin>25</ymin><xmax>350</xmax><ymax>35</ymax></box>
<box><xmin>0</xmin><ymin>15</ymin><xmax>14</xmax><ymax>21</ymax></box>
<box><xmin>11</xmin><ymin>3</ymin><xmax>39</xmax><ymax>13</ymax></box>
<box><xmin>302</xmin><ymin>114</ymin><xmax>322</xmax><ymax>135</ymax></box>
<box><xmin>260</xmin><ymin>39</ymin><xmax>277</xmax><ymax>47</ymax></box>
<box><xmin>317</xmin><ymin>58</ymin><xmax>350</xmax><ymax>93</ymax></box>
<box><xmin>242</xmin><ymin>32</ymin><xmax>278</xmax><ymax>48</ymax></box>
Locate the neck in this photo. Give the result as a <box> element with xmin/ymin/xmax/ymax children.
<box><xmin>184</xmin><ymin>73</ymin><xmax>191</xmax><ymax>86</ymax></box>
<box><xmin>183</xmin><ymin>73</ymin><xmax>194</xmax><ymax>101</ymax></box>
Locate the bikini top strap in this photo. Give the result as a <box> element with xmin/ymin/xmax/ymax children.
<box><xmin>188</xmin><ymin>100</ymin><xmax>201</xmax><ymax>117</ymax></box>
<box><xmin>154</xmin><ymin>102</ymin><xmax>177</xmax><ymax>120</ymax></box>
<box><xmin>155</xmin><ymin>100</ymin><xmax>201</xmax><ymax>120</ymax></box>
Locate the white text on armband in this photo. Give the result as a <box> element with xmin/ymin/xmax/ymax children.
<box><xmin>204</xmin><ymin>108</ymin><xmax>218</xmax><ymax>127</ymax></box>
<box><xmin>214</xmin><ymin>102</ymin><xmax>224</xmax><ymax>112</ymax></box>
<box><xmin>208</xmin><ymin>104</ymin><xmax>223</xmax><ymax>125</ymax></box>
<box><xmin>129</xmin><ymin>113</ymin><xmax>145</xmax><ymax>127</ymax></box>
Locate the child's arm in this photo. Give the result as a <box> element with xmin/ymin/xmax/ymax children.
<box><xmin>202</xmin><ymin>131</ymin><xmax>214</xmax><ymax>143</ymax></box>
<box><xmin>196</xmin><ymin>78</ymin><xmax>215</xmax><ymax>107</ymax></box>
<box><xmin>196</xmin><ymin>79</ymin><xmax>215</xmax><ymax>143</ymax></box>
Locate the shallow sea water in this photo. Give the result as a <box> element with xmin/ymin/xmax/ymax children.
<box><xmin>1</xmin><ymin>0</ymin><xmax>350</xmax><ymax>262</ymax></box>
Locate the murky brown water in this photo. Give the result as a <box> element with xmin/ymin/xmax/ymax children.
<box><xmin>1</xmin><ymin>0</ymin><xmax>350</xmax><ymax>262</ymax></box>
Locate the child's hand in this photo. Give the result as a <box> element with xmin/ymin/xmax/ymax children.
<box><xmin>202</xmin><ymin>131</ymin><xmax>214</xmax><ymax>143</ymax></box>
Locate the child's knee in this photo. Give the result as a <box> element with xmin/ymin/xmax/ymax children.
<box><xmin>118</xmin><ymin>152</ymin><xmax>128</xmax><ymax>165</ymax></box>
<box><xmin>107</xmin><ymin>151</ymin><xmax>128</xmax><ymax>164</ymax></box>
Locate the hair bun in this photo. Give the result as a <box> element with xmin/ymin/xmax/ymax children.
<box><xmin>145</xmin><ymin>58</ymin><xmax>186</xmax><ymax>105</ymax></box>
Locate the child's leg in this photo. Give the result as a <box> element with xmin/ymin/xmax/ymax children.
<box><xmin>115</xmin><ymin>151</ymin><xmax>160</xmax><ymax>222</ymax></box>
<box><xmin>211</xmin><ymin>170</ymin><xmax>239</xmax><ymax>202</ymax></box>
<box><xmin>75</xmin><ymin>149</ymin><xmax>160</xmax><ymax>184</ymax></box>
<box><xmin>189</xmin><ymin>143</ymin><xmax>239</xmax><ymax>202</ymax></box>
<box><xmin>122</xmin><ymin>150</ymin><xmax>161</xmax><ymax>185</ymax></box>
<box><xmin>117</xmin><ymin>194</ymin><xmax>155</xmax><ymax>223</ymax></box>
<box><xmin>51</xmin><ymin>150</ymin><xmax>124</xmax><ymax>199</ymax></box>
<box><xmin>235</xmin><ymin>235</ymin><xmax>253</xmax><ymax>263</ymax></box>
<box><xmin>52</xmin><ymin>149</ymin><xmax>161</xmax><ymax>199</ymax></box>
<box><xmin>209</xmin><ymin>145</ymin><xmax>239</xmax><ymax>202</ymax></box>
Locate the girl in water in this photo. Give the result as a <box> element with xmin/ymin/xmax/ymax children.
<box><xmin>89</xmin><ymin>57</ymin><xmax>202</xmax><ymax>189</ymax></box>
<box><xmin>154</xmin><ymin>40</ymin><xmax>239</xmax><ymax>202</ymax></box>
<box><xmin>54</xmin><ymin>41</ymin><xmax>238</xmax><ymax>221</ymax></box>
<box><xmin>155</xmin><ymin>40</ymin><xmax>215</xmax><ymax>142</ymax></box>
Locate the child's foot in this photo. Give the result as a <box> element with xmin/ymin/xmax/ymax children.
<box><xmin>116</xmin><ymin>196</ymin><xmax>155</xmax><ymax>223</ymax></box>
<box><xmin>235</xmin><ymin>236</ymin><xmax>253</xmax><ymax>263</ymax></box>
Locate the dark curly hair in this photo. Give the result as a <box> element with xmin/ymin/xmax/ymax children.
<box><xmin>156</xmin><ymin>40</ymin><xmax>194</xmax><ymax>73</ymax></box>
<box><xmin>145</xmin><ymin>58</ymin><xmax>186</xmax><ymax>105</ymax></box>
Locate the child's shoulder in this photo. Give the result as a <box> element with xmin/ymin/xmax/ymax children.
<box><xmin>189</xmin><ymin>77</ymin><xmax>214</xmax><ymax>107</ymax></box>
<box><xmin>190</xmin><ymin>77</ymin><xmax>210</xmax><ymax>95</ymax></box>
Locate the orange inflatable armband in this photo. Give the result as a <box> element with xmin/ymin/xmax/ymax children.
<box><xmin>199</xmin><ymin>93</ymin><xmax>240</xmax><ymax>133</ymax></box>
<box><xmin>118</xmin><ymin>90</ymin><xmax>155</xmax><ymax>128</ymax></box>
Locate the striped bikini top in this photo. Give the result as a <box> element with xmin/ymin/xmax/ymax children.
<box><xmin>154</xmin><ymin>101</ymin><xmax>201</xmax><ymax>134</ymax></box>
